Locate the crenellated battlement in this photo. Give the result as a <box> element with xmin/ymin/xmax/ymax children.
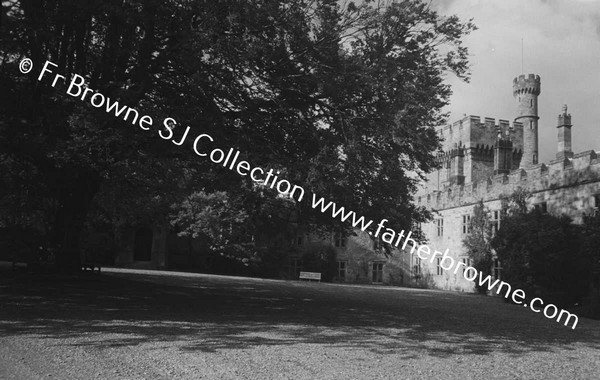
<box><xmin>470</xmin><ymin>144</ymin><xmax>495</xmax><ymax>162</ymax></box>
<box><xmin>443</xmin><ymin>115</ymin><xmax>523</xmax><ymax>131</ymax></box>
<box><xmin>417</xmin><ymin>150</ymin><xmax>600</xmax><ymax>211</ymax></box>
<box><xmin>437</xmin><ymin>146</ymin><xmax>465</xmax><ymax>161</ymax></box>
<box><xmin>437</xmin><ymin>115</ymin><xmax>523</xmax><ymax>158</ymax></box>
<box><xmin>438</xmin><ymin>115</ymin><xmax>523</xmax><ymax>134</ymax></box>
<box><xmin>513</xmin><ymin>74</ymin><xmax>541</xmax><ymax>96</ymax></box>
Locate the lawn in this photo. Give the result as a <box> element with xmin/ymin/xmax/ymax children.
<box><xmin>1</xmin><ymin>265</ymin><xmax>599</xmax><ymax>379</ymax></box>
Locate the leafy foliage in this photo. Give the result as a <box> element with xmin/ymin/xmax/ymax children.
<box><xmin>169</xmin><ymin>191</ymin><xmax>251</xmax><ymax>257</ymax></box>
<box><xmin>301</xmin><ymin>245</ymin><xmax>337</xmax><ymax>282</ymax></box>
<box><xmin>1</xmin><ymin>0</ymin><xmax>476</xmax><ymax>270</ymax></box>
<box><xmin>462</xmin><ymin>200</ymin><xmax>494</xmax><ymax>293</ymax></box>
<box><xmin>492</xmin><ymin>211</ymin><xmax>593</xmax><ymax>307</ymax></box>
<box><xmin>582</xmin><ymin>211</ymin><xmax>600</xmax><ymax>300</ymax></box>
<box><xmin>500</xmin><ymin>186</ymin><xmax>530</xmax><ymax>217</ymax></box>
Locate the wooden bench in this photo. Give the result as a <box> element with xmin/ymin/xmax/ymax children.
<box><xmin>81</xmin><ymin>263</ymin><xmax>102</xmax><ymax>273</ymax></box>
<box><xmin>299</xmin><ymin>271</ymin><xmax>321</xmax><ymax>282</ymax></box>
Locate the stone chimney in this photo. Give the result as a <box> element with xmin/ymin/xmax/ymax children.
<box><xmin>556</xmin><ymin>104</ymin><xmax>573</xmax><ymax>160</ymax></box>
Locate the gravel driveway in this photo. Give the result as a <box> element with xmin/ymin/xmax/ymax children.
<box><xmin>1</xmin><ymin>265</ymin><xmax>599</xmax><ymax>379</ymax></box>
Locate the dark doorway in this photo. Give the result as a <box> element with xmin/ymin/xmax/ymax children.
<box><xmin>134</xmin><ymin>228</ymin><xmax>153</xmax><ymax>261</ymax></box>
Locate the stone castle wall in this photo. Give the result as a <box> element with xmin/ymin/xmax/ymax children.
<box><xmin>437</xmin><ymin>116</ymin><xmax>523</xmax><ymax>151</ymax></box>
<box><xmin>431</xmin><ymin>115</ymin><xmax>524</xmax><ymax>188</ymax></box>
<box><xmin>414</xmin><ymin>150</ymin><xmax>600</xmax><ymax>292</ymax></box>
<box><xmin>419</xmin><ymin>150</ymin><xmax>600</xmax><ymax>217</ymax></box>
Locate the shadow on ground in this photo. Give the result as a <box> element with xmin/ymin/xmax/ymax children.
<box><xmin>1</xmin><ymin>264</ymin><xmax>599</xmax><ymax>359</ymax></box>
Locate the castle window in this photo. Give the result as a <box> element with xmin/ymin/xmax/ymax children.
<box><xmin>436</xmin><ymin>257</ymin><xmax>443</xmax><ymax>275</ymax></box>
<box><xmin>436</xmin><ymin>219</ymin><xmax>444</xmax><ymax>236</ymax></box>
<box><xmin>490</xmin><ymin>210</ymin><xmax>501</xmax><ymax>235</ymax></box>
<box><xmin>414</xmin><ymin>257</ymin><xmax>422</xmax><ymax>276</ymax></box>
<box><xmin>371</xmin><ymin>262</ymin><xmax>384</xmax><ymax>283</ymax></box>
<box><xmin>462</xmin><ymin>257</ymin><xmax>471</xmax><ymax>270</ymax></box>
<box><xmin>462</xmin><ymin>215</ymin><xmax>471</xmax><ymax>234</ymax></box>
<box><xmin>493</xmin><ymin>258</ymin><xmax>502</xmax><ymax>280</ymax></box>
<box><xmin>336</xmin><ymin>261</ymin><xmax>347</xmax><ymax>281</ymax></box>
<box><xmin>593</xmin><ymin>194</ymin><xmax>600</xmax><ymax>216</ymax></box>
<box><xmin>334</xmin><ymin>232</ymin><xmax>346</xmax><ymax>248</ymax></box>
<box><xmin>534</xmin><ymin>202</ymin><xmax>547</xmax><ymax>214</ymax></box>
<box><xmin>292</xmin><ymin>235</ymin><xmax>304</xmax><ymax>246</ymax></box>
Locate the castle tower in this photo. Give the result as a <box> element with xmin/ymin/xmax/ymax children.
<box><xmin>513</xmin><ymin>74</ymin><xmax>541</xmax><ymax>168</ymax></box>
<box><xmin>556</xmin><ymin>104</ymin><xmax>573</xmax><ymax>160</ymax></box>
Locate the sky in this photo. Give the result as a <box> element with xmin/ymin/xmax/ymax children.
<box><xmin>431</xmin><ymin>0</ymin><xmax>600</xmax><ymax>163</ymax></box>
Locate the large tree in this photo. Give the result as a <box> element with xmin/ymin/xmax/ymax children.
<box><xmin>492</xmin><ymin>211</ymin><xmax>592</xmax><ymax>307</ymax></box>
<box><xmin>463</xmin><ymin>200</ymin><xmax>494</xmax><ymax>293</ymax></box>
<box><xmin>1</xmin><ymin>0</ymin><xmax>475</xmax><ymax>271</ymax></box>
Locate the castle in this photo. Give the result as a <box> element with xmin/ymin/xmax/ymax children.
<box><xmin>413</xmin><ymin>74</ymin><xmax>600</xmax><ymax>292</ymax></box>
<box><xmin>111</xmin><ymin>74</ymin><xmax>600</xmax><ymax>292</ymax></box>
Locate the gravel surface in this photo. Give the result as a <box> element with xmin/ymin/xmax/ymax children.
<box><xmin>1</xmin><ymin>265</ymin><xmax>599</xmax><ymax>379</ymax></box>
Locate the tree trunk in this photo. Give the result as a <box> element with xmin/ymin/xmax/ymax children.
<box><xmin>52</xmin><ymin>170</ymin><xmax>100</xmax><ymax>273</ymax></box>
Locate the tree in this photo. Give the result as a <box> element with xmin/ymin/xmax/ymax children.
<box><xmin>1</xmin><ymin>0</ymin><xmax>476</xmax><ymax>271</ymax></box>
<box><xmin>157</xmin><ymin>0</ymin><xmax>476</xmax><ymax>251</ymax></box>
<box><xmin>463</xmin><ymin>200</ymin><xmax>494</xmax><ymax>293</ymax></box>
<box><xmin>463</xmin><ymin>188</ymin><xmax>532</xmax><ymax>294</ymax></box>
<box><xmin>492</xmin><ymin>210</ymin><xmax>592</xmax><ymax>307</ymax></box>
<box><xmin>1</xmin><ymin>0</ymin><xmax>194</xmax><ymax>271</ymax></box>
<box><xmin>301</xmin><ymin>245</ymin><xmax>338</xmax><ymax>282</ymax></box>
<box><xmin>500</xmin><ymin>186</ymin><xmax>530</xmax><ymax>217</ymax></box>
<box><xmin>169</xmin><ymin>191</ymin><xmax>252</xmax><ymax>259</ymax></box>
<box><xmin>581</xmin><ymin>211</ymin><xmax>600</xmax><ymax>307</ymax></box>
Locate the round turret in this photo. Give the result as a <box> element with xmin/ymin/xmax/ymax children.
<box><xmin>513</xmin><ymin>74</ymin><xmax>541</xmax><ymax>168</ymax></box>
<box><xmin>513</xmin><ymin>74</ymin><xmax>541</xmax><ymax>97</ymax></box>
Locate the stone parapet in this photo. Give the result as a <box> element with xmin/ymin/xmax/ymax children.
<box><xmin>417</xmin><ymin>150</ymin><xmax>600</xmax><ymax>210</ymax></box>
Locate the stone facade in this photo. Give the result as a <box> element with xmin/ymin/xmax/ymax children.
<box><xmin>114</xmin><ymin>220</ymin><xmax>418</xmax><ymax>287</ymax></box>
<box><xmin>285</xmin><ymin>228</ymin><xmax>415</xmax><ymax>286</ymax></box>
<box><xmin>415</xmin><ymin>74</ymin><xmax>600</xmax><ymax>292</ymax></box>
<box><xmin>113</xmin><ymin>73</ymin><xmax>600</xmax><ymax>292</ymax></box>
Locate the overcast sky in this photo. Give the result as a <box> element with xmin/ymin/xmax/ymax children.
<box><xmin>431</xmin><ymin>0</ymin><xmax>600</xmax><ymax>163</ymax></box>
